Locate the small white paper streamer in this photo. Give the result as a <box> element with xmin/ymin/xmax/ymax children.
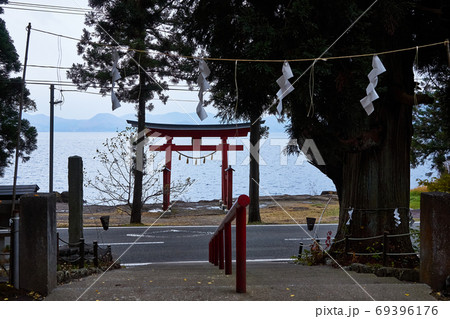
<box><xmin>408</xmin><ymin>209</ymin><xmax>415</xmax><ymax>227</ymax></box>
<box><xmin>346</xmin><ymin>208</ymin><xmax>353</xmax><ymax>226</ymax></box>
<box><xmin>393</xmin><ymin>208</ymin><xmax>401</xmax><ymax>227</ymax></box>
<box><xmin>111</xmin><ymin>48</ymin><xmax>121</xmax><ymax>110</ymax></box>
<box><xmin>276</xmin><ymin>61</ymin><xmax>294</xmax><ymax>114</ymax></box>
<box><xmin>111</xmin><ymin>91</ymin><xmax>121</xmax><ymax>111</ymax></box>
<box><xmin>196</xmin><ymin>60</ymin><xmax>210</xmax><ymax>121</ymax></box>
<box><xmin>360</xmin><ymin>55</ymin><xmax>386</xmax><ymax>115</ymax></box>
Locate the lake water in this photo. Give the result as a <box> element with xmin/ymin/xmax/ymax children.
<box><xmin>0</xmin><ymin>132</ymin><xmax>432</xmax><ymax>204</ymax></box>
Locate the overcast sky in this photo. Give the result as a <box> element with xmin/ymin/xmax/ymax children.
<box><xmin>1</xmin><ymin>0</ymin><xmax>215</xmax><ymax>120</ymax></box>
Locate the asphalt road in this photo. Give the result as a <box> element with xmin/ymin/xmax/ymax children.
<box><xmin>57</xmin><ymin>224</ymin><xmax>338</xmax><ymax>266</ymax></box>
<box><xmin>57</xmin><ymin>222</ymin><xmax>420</xmax><ymax>266</ymax></box>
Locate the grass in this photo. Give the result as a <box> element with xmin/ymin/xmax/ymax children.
<box><xmin>410</xmin><ymin>186</ymin><xmax>427</xmax><ymax>209</ymax></box>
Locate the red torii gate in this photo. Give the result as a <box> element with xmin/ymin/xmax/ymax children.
<box><xmin>127</xmin><ymin>121</ymin><xmax>250</xmax><ymax>211</ymax></box>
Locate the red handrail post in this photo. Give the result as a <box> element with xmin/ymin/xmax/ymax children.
<box><xmin>209</xmin><ymin>194</ymin><xmax>250</xmax><ymax>293</ymax></box>
<box><xmin>224</xmin><ymin>222</ymin><xmax>232</xmax><ymax>275</ymax></box>
<box><xmin>218</xmin><ymin>230</ymin><xmax>224</xmax><ymax>269</ymax></box>
<box><xmin>214</xmin><ymin>236</ymin><xmax>219</xmax><ymax>266</ymax></box>
<box><xmin>236</xmin><ymin>204</ymin><xmax>246</xmax><ymax>293</ymax></box>
<box><xmin>209</xmin><ymin>240</ymin><xmax>212</xmax><ymax>263</ymax></box>
<box><xmin>211</xmin><ymin>237</ymin><xmax>216</xmax><ymax>265</ymax></box>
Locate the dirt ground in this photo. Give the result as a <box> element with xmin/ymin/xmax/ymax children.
<box><xmin>56</xmin><ymin>194</ymin><xmax>340</xmax><ymax>227</ymax></box>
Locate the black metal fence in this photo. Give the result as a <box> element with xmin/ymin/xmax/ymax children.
<box><xmin>333</xmin><ymin>231</ymin><xmax>417</xmax><ymax>266</ymax></box>
<box><xmin>57</xmin><ymin>233</ymin><xmax>113</xmax><ymax>268</ymax></box>
<box><xmin>0</xmin><ymin>227</ymin><xmax>10</xmax><ymax>278</ymax></box>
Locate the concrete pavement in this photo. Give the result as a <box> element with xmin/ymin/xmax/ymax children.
<box><xmin>45</xmin><ymin>261</ymin><xmax>435</xmax><ymax>301</ymax></box>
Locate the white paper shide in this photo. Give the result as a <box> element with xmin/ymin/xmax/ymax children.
<box><xmin>360</xmin><ymin>55</ymin><xmax>386</xmax><ymax>115</ymax></box>
<box><xmin>276</xmin><ymin>61</ymin><xmax>294</xmax><ymax>114</ymax></box>
<box><xmin>196</xmin><ymin>59</ymin><xmax>210</xmax><ymax>121</ymax></box>
<box><xmin>111</xmin><ymin>48</ymin><xmax>121</xmax><ymax>110</ymax></box>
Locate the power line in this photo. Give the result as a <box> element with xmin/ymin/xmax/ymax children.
<box><xmin>25</xmin><ymin>79</ymin><xmax>199</xmax><ymax>92</ymax></box>
<box><xmin>31</xmin><ymin>28</ymin><xmax>83</xmax><ymax>42</ymax></box>
<box><xmin>27</xmin><ymin>64</ymin><xmax>193</xmax><ymax>87</ymax></box>
<box><xmin>60</xmin><ymin>89</ymin><xmax>198</xmax><ymax>102</ymax></box>
<box><xmin>1</xmin><ymin>1</ymin><xmax>90</xmax><ymax>15</ymax></box>
<box><xmin>8</xmin><ymin>1</ymin><xmax>90</xmax><ymax>12</ymax></box>
<box><xmin>30</xmin><ymin>27</ymin><xmax>448</xmax><ymax>64</ymax></box>
<box><xmin>1</xmin><ymin>6</ymin><xmax>87</xmax><ymax>16</ymax></box>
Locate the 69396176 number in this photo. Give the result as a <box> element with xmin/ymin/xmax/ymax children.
<box><xmin>375</xmin><ymin>305</ymin><xmax>438</xmax><ymax>316</ymax></box>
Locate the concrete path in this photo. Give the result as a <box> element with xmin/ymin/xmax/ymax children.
<box><xmin>45</xmin><ymin>261</ymin><xmax>435</xmax><ymax>301</ymax></box>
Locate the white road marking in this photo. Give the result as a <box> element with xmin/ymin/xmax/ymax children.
<box><xmin>126</xmin><ymin>229</ymin><xmax>213</xmax><ymax>238</ymax></box>
<box><xmin>122</xmin><ymin>258</ymin><xmax>292</xmax><ymax>267</ymax></box>
<box><xmin>100</xmin><ymin>241</ymin><xmax>164</xmax><ymax>246</ymax></box>
<box><xmin>284</xmin><ymin>237</ymin><xmax>328</xmax><ymax>241</ymax></box>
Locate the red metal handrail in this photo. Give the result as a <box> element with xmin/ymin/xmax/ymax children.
<box><xmin>209</xmin><ymin>194</ymin><xmax>250</xmax><ymax>293</ymax></box>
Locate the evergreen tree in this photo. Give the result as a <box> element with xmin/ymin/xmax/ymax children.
<box><xmin>68</xmin><ymin>0</ymin><xmax>191</xmax><ymax>223</ymax></box>
<box><xmin>0</xmin><ymin>1</ymin><xmax>37</xmax><ymax>178</ymax></box>
<box><xmin>282</xmin><ymin>0</ymin><xmax>448</xmax><ymax>258</ymax></box>
<box><xmin>179</xmin><ymin>1</ymin><xmax>289</xmax><ymax>222</ymax></box>
<box><xmin>412</xmin><ymin>66</ymin><xmax>450</xmax><ymax>175</ymax></box>
<box><xmin>180</xmin><ymin>0</ymin><xmax>449</xmax><ymax>258</ymax></box>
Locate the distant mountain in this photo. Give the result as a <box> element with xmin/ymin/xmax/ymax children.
<box><xmin>23</xmin><ymin>113</ymin><xmax>128</xmax><ymax>132</ymax></box>
<box><xmin>23</xmin><ymin>112</ymin><xmax>286</xmax><ymax>133</ymax></box>
<box><xmin>121</xmin><ymin>112</ymin><xmax>221</xmax><ymax>125</ymax></box>
<box><xmin>124</xmin><ymin>112</ymin><xmax>287</xmax><ymax>132</ymax></box>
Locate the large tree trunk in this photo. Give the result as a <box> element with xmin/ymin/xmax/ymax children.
<box><xmin>248</xmin><ymin>116</ymin><xmax>261</xmax><ymax>223</ymax></box>
<box><xmin>331</xmin><ymin>52</ymin><xmax>416</xmax><ymax>264</ymax></box>
<box><xmin>130</xmin><ymin>72</ymin><xmax>146</xmax><ymax>224</ymax></box>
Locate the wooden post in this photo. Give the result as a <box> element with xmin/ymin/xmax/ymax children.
<box><xmin>68</xmin><ymin>156</ymin><xmax>83</xmax><ymax>246</ymax></box>
<box><xmin>162</xmin><ymin>138</ymin><xmax>173</xmax><ymax>211</ymax></box>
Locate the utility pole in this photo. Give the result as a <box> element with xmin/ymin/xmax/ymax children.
<box><xmin>49</xmin><ymin>84</ymin><xmax>62</xmax><ymax>194</ymax></box>
<box><xmin>11</xmin><ymin>23</ymin><xmax>31</xmax><ymax>215</ymax></box>
<box><xmin>10</xmin><ymin>23</ymin><xmax>31</xmax><ymax>288</ymax></box>
<box><xmin>50</xmin><ymin>85</ymin><xmax>54</xmax><ymax>194</ymax></box>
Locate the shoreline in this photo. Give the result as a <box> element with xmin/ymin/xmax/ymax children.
<box><xmin>56</xmin><ymin>193</ymin><xmax>340</xmax><ymax>227</ymax></box>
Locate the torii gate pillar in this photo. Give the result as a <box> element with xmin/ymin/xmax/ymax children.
<box><xmin>161</xmin><ymin>137</ymin><xmax>234</xmax><ymax>212</ymax></box>
<box><xmin>221</xmin><ymin>137</ymin><xmax>229</xmax><ymax>206</ymax></box>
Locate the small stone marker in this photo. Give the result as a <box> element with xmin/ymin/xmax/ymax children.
<box><xmin>420</xmin><ymin>192</ymin><xmax>450</xmax><ymax>291</ymax></box>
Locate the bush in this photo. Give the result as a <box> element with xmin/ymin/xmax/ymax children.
<box><xmin>410</xmin><ymin>186</ymin><xmax>427</xmax><ymax>209</ymax></box>
<box><xmin>418</xmin><ymin>173</ymin><xmax>450</xmax><ymax>193</ymax></box>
